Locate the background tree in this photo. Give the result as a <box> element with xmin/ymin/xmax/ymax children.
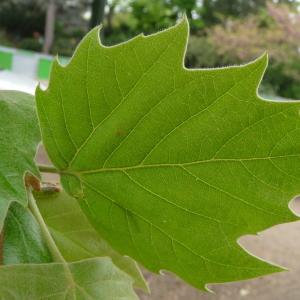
<box><xmin>90</xmin><ymin>0</ymin><xmax>107</xmax><ymax>29</ymax></box>
<box><xmin>200</xmin><ymin>0</ymin><xmax>298</xmax><ymax>25</ymax></box>
<box><xmin>208</xmin><ymin>2</ymin><xmax>300</xmax><ymax>98</ymax></box>
<box><xmin>0</xmin><ymin>0</ymin><xmax>300</xmax><ymax>98</ymax></box>
<box><xmin>0</xmin><ymin>0</ymin><xmax>45</xmax><ymax>38</ymax></box>
<box><xmin>43</xmin><ymin>0</ymin><xmax>57</xmax><ymax>53</ymax></box>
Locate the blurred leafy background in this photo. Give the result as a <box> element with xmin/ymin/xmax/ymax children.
<box><xmin>0</xmin><ymin>0</ymin><xmax>300</xmax><ymax>98</ymax></box>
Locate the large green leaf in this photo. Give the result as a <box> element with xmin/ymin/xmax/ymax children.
<box><xmin>36</xmin><ymin>18</ymin><xmax>300</xmax><ymax>289</ymax></box>
<box><xmin>0</xmin><ymin>91</ymin><xmax>40</xmax><ymax>231</ymax></box>
<box><xmin>35</xmin><ymin>189</ymin><xmax>148</xmax><ymax>291</ymax></box>
<box><xmin>0</xmin><ymin>257</ymin><xmax>138</xmax><ymax>299</ymax></box>
<box><xmin>3</xmin><ymin>202</ymin><xmax>52</xmax><ymax>265</ymax></box>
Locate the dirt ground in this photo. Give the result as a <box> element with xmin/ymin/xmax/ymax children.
<box><xmin>37</xmin><ymin>148</ymin><xmax>300</xmax><ymax>300</ymax></box>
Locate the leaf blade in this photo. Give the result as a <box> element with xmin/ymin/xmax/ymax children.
<box><xmin>0</xmin><ymin>257</ymin><xmax>138</xmax><ymax>300</ymax></box>
<box><xmin>34</xmin><ymin>189</ymin><xmax>148</xmax><ymax>291</ymax></box>
<box><xmin>0</xmin><ymin>90</ymin><xmax>40</xmax><ymax>230</ymax></box>
<box><xmin>36</xmin><ymin>19</ymin><xmax>300</xmax><ymax>289</ymax></box>
<box><xmin>3</xmin><ymin>202</ymin><xmax>52</xmax><ymax>265</ymax></box>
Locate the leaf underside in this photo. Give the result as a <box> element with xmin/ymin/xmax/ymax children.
<box><xmin>3</xmin><ymin>202</ymin><xmax>52</xmax><ymax>265</ymax></box>
<box><xmin>0</xmin><ymin>93</ymin><xmax>138</xmax><ymax>299</ymax></box>
<box><xmin>36</xmin><ymin>18</ymin><xmax>300</xmax><ymax>289</ymax></box>
<box><xmin>0</xmin><ymin>91</ymin><xmax>40</xmax><ymax>231</ymax></box>
<box><xmin>35</xmin><ymin>189</ymin><xmax>148</xmax><ymax>291</ymax></box>
<box><xmin>0</xmin><ymin>257</ymin><xmax>138</xmax><ymax>300</ymax></box>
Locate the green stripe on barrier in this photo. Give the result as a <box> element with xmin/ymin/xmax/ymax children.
<box><xmin>0</xmin><ymin>50</ymin><xmax>13</xmax><ymax>70</ymax></box>
<box><xmin>38</xmin><ymin>58</ymin><xmax>53</xmax><ymax>80</ymax></box>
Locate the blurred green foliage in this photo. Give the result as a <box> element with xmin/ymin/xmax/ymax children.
<box><xmin>207</xmin><ymin>2</ymin><xmax>300</xmax><ymax>99</ymax></box>
<box><xmin>19</xmin><ymin>38</ymin><xmax>42</xmax><ymax>52</ymax></box>
<box><xmin>0</xmin><ymin>0</ymin><xmax>45</xmax><ymax>37</ymax></box>
<box><xmin>0</xmin><ymin>0</ymin><xmax>299</xmax><ymax>98</ymax></box>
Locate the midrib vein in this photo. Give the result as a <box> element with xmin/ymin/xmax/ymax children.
<box><xmin>64</xmin><ymin>153</ymin><xmax>300</xmax><ymax>175</ymax></box>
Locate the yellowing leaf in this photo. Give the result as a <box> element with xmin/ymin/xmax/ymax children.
<box><xmin>36</xmin><ymin>18</ymin><xmax>300</xmax><ymax>289</ymax></box>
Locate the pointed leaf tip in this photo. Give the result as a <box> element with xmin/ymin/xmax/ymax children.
<box><xmin>90</xmin><ymin>24</ymin><xmax>103</xmax><ymax>45</ymax></box>
<box><xmin>254</xmin><ymin>52</ymin><xmax>268</xmax><ymax>72</ymax></box>
<box><xmin>175</xmin><ymin>15</ymin><xmax>189</xmax><ymax>36</ymax></box>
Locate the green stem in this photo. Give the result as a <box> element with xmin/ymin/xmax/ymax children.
<box><xmin>27</xmin><ymin>189</ymin><xmax>76</xmax><ymax>291</ymax></box>
<box><xmin>38</xmin><ymin>164</ymin><xmax>59</xmax><ymax>174</ymax></box>
<box><xmin>27</xmin><ymin>189</ymin><xmax>65</xmax><ymax>263</ymax></box>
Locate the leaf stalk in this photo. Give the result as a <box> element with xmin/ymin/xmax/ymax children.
<box><xmin>27</xmin><ymin>189</ymin><xmax>78</xmax><ymax>290</ymax></box>
<box><xmin>27</xmin><ymin>189</ymin><xmax>65</xmax><ymax>263</ymax></box>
